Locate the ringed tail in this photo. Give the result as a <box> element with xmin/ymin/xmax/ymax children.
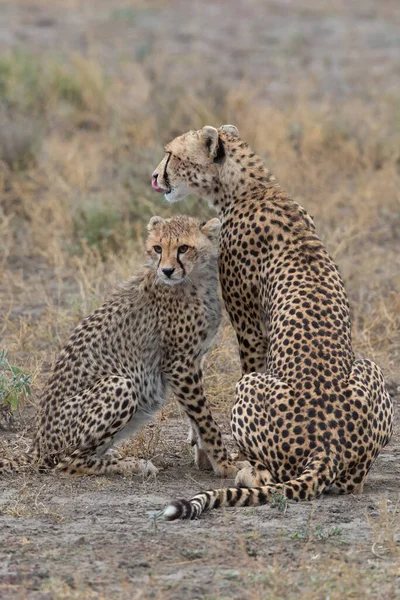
<box><xmin>159</xmin><ymin>458</ymin><xmax>332</xmax><ymax>521</ymax></box>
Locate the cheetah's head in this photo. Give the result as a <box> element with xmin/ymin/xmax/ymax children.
<box><xmin>146</xmin><ymin>215</ymin><xmax>221</xmax><ymax>286</ymax></box>
<box><xmin>151</xmin><ymin>125</ymin><xmax>239</xmax><ymax>204</ymax></box>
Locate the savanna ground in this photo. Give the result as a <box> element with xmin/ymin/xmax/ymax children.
<box><xmin>0</xmin><ymin>0</ymin><xmax>399</xmax><ymax>598</ymax></box>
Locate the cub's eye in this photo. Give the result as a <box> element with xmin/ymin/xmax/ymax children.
<box><xmin>153</xmin><ymin>245</ymin><xmax>162</xmax><ymax>254</ymax></box>
<box><xmin>178</xmin><ymin>245</ymin><xmax>189</xmax><ymax>254</ymax></box>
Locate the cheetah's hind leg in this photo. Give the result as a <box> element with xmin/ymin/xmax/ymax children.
<box><xmin>326</xmin><ymin>359</ymin><xmax>393</xmax><ymax>496</ymax></box>
<box><xmin>349</xmin><ymin>359</ymin><xmax>393</xmax><ymax>450</ymax></box>
<box><xmin>54</xmin><ymin>375</ymin><xmax>159</xmax><ymax>477</ymax></box>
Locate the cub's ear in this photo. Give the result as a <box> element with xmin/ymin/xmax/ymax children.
<box><xmin>219</xmin><ymin>124</ymin><xmax>239</xmax><ymax>138</ymax></box>
<box><xmin>200</xmin><ymin>218</ymin><xmax>221</xmax><ymax>241</ymax></box>
<box><xmin>200</xmin><ymin>126</ymin><xmax>219</xmax><ymax>159</ymax></box>
<box><xmin>147</xmin><ymin>216</ymin><xmax>165</xmax><ymax>231</ymax></box>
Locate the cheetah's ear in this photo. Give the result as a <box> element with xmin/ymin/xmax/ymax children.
<box><xmin>200</xmin><ymin>218</ymin><xmax>221</xmax><ymax>241</ymax></box>
<box><xmin>147</xmin><ymin>216</ymin><xmax>165</xmax><ymax>231</ymax></box>
<box><xmin>219</xmin><ymin>124</ymin><xmax>239</xmax><ymax>138</ymax></box>
<box><xmin>200</xmin><ymin>126</ymin><xmax>219</xmax><ymax>160</ymax></box>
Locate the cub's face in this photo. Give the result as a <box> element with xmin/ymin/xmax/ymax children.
<box><xmin>151</xmin><ymin>125</ymin><xmax>239</xmax><ymax>203</ymax></box>
<box><xmin>146</xmin><ymin>215</ymin><xmax>221</xmax><ymax>285</ymax></box>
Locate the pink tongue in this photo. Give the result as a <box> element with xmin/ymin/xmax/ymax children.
<box><xmin>152</xmin><ymin>177</ymin><xmax>164</xmax><ymax>193</ymax></box>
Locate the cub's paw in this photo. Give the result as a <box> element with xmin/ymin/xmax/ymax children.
<box><xmin>105</xmin><ymin>448</ymin><xmax>122</xmax><ymax>460</ymax></box>
<box><xmin>118</xmin><ymin>457</ymin><xmax>159</xmax><ymax>477</ymax></box>
<box><xmin>235</xmin><ymin>464</ymin><xmax>273</xmax><ymax>487</ymax></box>
<box><xmin>217</xmin><ymin>461</ymin><xmax>240</xmax><ymax>479</ymax></box>
<box><xmin>235</xmin><ymin>465</ymin><xmax>258</xmax><ymax>487</ymax></box>
<box><xmin>138</xmin><ymin>459</ymin><xmax>159</xmax><ymax>477</ymax></box>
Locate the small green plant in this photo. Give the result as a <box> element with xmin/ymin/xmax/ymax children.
<box><xmin>0</xmin><ymin>350</ymin><xmax>31</xmax><ymax>412</ymax></box>
<box><xmin>180</xmin><ymin>548</ymin><xmax>206</xmax><ymax>560</ymax></box>
<box><xmin>270</xmin><ymin>488</ymin><xmax>289</xmax><ymax>513</ymax></box>
<box><xmin>247</xmin><ymin>573</ymin><xmax>269</xmax><ymax>585</ymax></box>
<box><xmin>289</xmin><ymin>524</ymin><xmax>343</xmax><ymax>541</ymax></box>
<box><xmin>223</xmin><ymin>570</ymin><xmax>240</xmax><ymax>581</ymax></box>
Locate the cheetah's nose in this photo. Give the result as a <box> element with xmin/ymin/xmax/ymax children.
<box><xmin>162</xmin><ymin>267</ymin><xmax>175</xmax><ymax>278</ymax></box>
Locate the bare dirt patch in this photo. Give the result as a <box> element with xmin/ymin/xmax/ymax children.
<box><xmin>1</xmin><ymin>407</ymin><xmax>399</xmax><ymax>599</ymax></box>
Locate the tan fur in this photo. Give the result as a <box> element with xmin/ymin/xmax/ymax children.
<box><xmin>152</xmin><ymin>126</ymin><xmax>393</xmax><ymax>520</ymax></box>
<box><xmin>146</xmin><ymin>215</ymin><xmax>221</xmax><ymax>284</ymax></box>
<box><xmin>0</xmin><ymin>215</ymin><xmax>237</xmax><ymax>478</ymax></box>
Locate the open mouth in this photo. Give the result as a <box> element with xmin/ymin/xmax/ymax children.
<box><xmin>151</xmin><ymin>176</ymin><xmax>172</xmax><ymax>195</ymax></box>
<box><xmin>152</xmin><ymin>176</ymin><xmax>166</xmax><ymax>193</ymax></box>
<box><xmin>152</xmin><ymin>152</ymin><xmax>172</xmax><ymax>194</ymax></box>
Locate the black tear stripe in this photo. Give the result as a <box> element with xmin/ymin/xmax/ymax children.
<box><xmin>164</xmin><ymin>152</ymin><xmax>172</xmax><ymax>192</ymax></box>
<box><xmin>213</xmin><ymin>139</ymin><xmax>225</xmax><ymax>164</ymax></box>
<box><xmin>177</xmin><ymin>254</ymin><xmax>186</xmax><ymax>278</ymax></box>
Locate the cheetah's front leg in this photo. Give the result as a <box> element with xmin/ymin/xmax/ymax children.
<box><xmin>168</xmin><ymin>363</ymin><xmax>237</xmax><ymax>478</ymax></box>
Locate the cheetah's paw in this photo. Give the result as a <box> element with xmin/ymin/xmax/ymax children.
<box><xmin>235</xmin><ymin>465</ymin><xmax>258</xmax><ymax>487</ymax></box>
<box><xmin>117</xmin><ymin>457</ymin><xmax>158</xmax><ymax>477</ymax></box>
<box><xmin>235</xmin><ymin>464</ymin><xmax>273</xmax><ymax>487</ymax></box>
<box><xmin>138</xmin><ymin>459</ymin><xmax>159</xmax><ymax>478</ymax></box>
<box><xmin>217</xmin><ymin>461</ymin><xmax>240</xmax><ymax>478</ymax></box>
<box><xmin>105</xmin><ymin>448</ymin><xmax>122</xmax><ymax>460</ymax></box>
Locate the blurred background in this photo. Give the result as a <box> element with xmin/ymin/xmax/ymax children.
<box><xmin>0</xmin><ymin>0</ymin><xmax>399</xmax><ymax>412</ymax></box>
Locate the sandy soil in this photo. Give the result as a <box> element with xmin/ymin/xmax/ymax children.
<box><xmin>1</xmin><ymin>405</ymin><xmax>399</xmax><ymax>599</ymax></box>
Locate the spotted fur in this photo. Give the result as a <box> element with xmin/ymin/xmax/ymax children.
<box><xmin>152</xmin><ymin>125</ymin><xmax>394</xmax><ymax>519</ymax></box>
<box><xmin>0</xmin><ymin>216</ymin><xmax>237</xmax><ymax>478</ymax></box>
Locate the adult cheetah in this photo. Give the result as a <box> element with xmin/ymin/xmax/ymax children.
<box><xmin>0</xmin><ymin>216</ymin><xmax>237</xmax><ymax>478</ymax></box>
<box><xmin>151</xmin><ymin>125</ymin><xmax>394</xmax><ymax>519</ymax></box>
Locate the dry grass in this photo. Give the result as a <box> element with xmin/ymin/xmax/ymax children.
<box><xmin>1</xmin><ymin>479</ymin><xmax>64</xmax><ymax>522</ymax></box>
<box><xmin>367</xmin><ymin>496</ymin><xmax>400</xmax><ymax>559</ymax></box>
<box><xmin>2</xmin><ymin>65</ymin><xmax>399</xmax><ymax>395</ymax></box>
<box><xmin>1</xmin><ymin>49</ymin><xmax>398</xmax><ymax>378</ymax></box>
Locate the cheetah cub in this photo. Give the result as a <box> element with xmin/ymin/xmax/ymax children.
<box><xmin>1</xmin><ymin>216</ymin><xmax>237</xmax><ymax>477</ymax></box>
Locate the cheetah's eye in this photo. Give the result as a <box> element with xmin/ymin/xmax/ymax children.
<box><xmin>153</xmin><ymin>245</ymin><xmax>162</xmax><ymax>254</ymax></box>
<box><xmin>178</xmin><ymin>245</ymin><xmax>189</xmax><ymax>254</ymax></box>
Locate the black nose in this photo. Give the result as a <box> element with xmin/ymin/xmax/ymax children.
<box><xmin>162</xmin><ymin>267</ymin><xmax>175</xmax><ymax>278</ymax></box>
